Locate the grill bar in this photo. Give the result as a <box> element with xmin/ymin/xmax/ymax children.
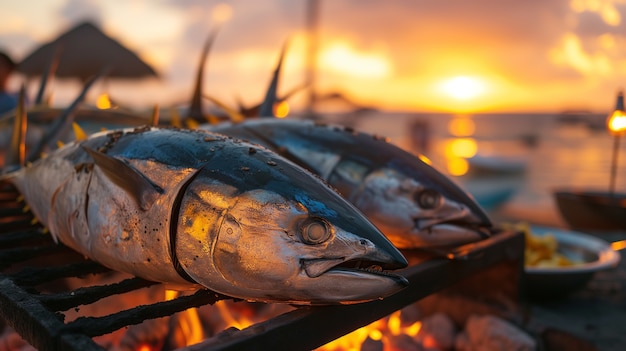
<box><xmin>38</xmin><ymin>277</ymin><xmax>158</xmax><ymax>311</ymax></box>
<box><xmin>11</xmin><ymin>261</ymin><xmax>111</xmax><ymax>286</ymax></box>
<box><xmin>64</xmin><ymin>289</ymin><xmax>229</xmax><ymax>338</ymax></box>
<box><xmin>0</xmin><ymin>246</ymin><xmax>64</xmax><ymax>269</ymax></box>
<box><xmin>0</xmin><ymin>278</ymin><xmax>104</xmax><ymax>351</ymax></box>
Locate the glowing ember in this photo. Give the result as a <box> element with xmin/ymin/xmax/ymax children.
<box><xmin>317</xmin><ymin>310</ymin><xmax>422</xmax><ymax>351</ymax></box>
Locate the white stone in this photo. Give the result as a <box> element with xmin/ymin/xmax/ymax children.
<box><xmin>464</xmin><ymin>314</ymin><xmax>536</xmax><ymax>351</ymax></box>
<box><xmin>416</xmin><ymin>312</ymin><xmax>457</xmax><ymax>350</ymax></box>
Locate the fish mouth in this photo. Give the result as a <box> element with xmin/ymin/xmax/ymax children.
<box><xmin>301</xmin><ymin>257</ymin><xmax>409</xmax><ymax>286</ymax></box>
<box><xmin>410</xmin><ymin>199</ymin><xmax>492</xmax><ymax>247</ymax></box>
<box><xmin>412</xmin><ymin>217</ymin><xmax>491</xmax><ymax>247</ymax></box>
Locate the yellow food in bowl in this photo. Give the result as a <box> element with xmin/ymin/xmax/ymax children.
<box><xmin>502</xmin><ymin>222</ymin><xmax>581</xmax><ymax>268</ymax></box>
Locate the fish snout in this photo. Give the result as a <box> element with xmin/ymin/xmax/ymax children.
<box><xmin>411</xmin><ymin>201</ymin><xmax>492</xmax><ymax>247</ymax></box>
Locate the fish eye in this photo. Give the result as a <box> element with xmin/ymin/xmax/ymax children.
<box><xmin>414</xmin><ymin>189</ymin><xmax>442</xmax><ymax>209</ymax></box>
<box><xmin>299</xmin><ymin>217</ymin><xmax>333</xmax><ymax>245</ymax></box>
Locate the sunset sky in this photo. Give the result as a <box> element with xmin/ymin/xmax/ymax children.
<box><xmin>2</xmin><ymin>0</ymin><xmax>626</xmax><ymax>113</ymax></box>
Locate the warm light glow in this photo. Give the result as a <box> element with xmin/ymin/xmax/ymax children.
<box><xmin>446</xmin><ymin>157</ymin><xmax>470</xmax><ymax>176</ymax></box>
<box><xmin>165</xmin><ymin>289</ymin><xmax>178</xmax><ymax>301</ymax></box>
<box><xmin>607</xmin><ymin>109</ymin><xmax>626</xmax><ymax>134</ymax></box>
<box><xmin>443</xmin><ymin>137</ymin><xmax>476</xmax><ymax>176</ymax></box>
<box><xmin>96</xmin><ymin>93</ymin><xmax>112</xmax><ymax>109</ymax></box>
<box><xmin>320</xmin><ymin>42</ymin><xmax>391</xmax><ymax>78</ymax></box>
<box><xmin>137</xmin><ymin>344</ymin><xmax>152</xmax><ymax>351</ymax></box>
<box><xmin>448</xmin><ymin>116</ymin><xmax>476</xmax><ymax>136</ymax></box>
<box><xmin>445</xmin><ymin>138</ymin><xmax>478</xmax><ymax>158</ymax></box>
<box><xmin>440</xmin><ymin>76</ymin><xmax>486</xmax><ymax>100</ymax></box>
<box><xmin>275</xmin><ymin>101</ymin><xmax>290</xmax><ymax>118</ymax></box>
<box><xmin>611</xmin><ymin>240</ymin><xmax>626</xmax><ymax>251</ymax></box>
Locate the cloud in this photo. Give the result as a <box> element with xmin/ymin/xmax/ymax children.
<box><xmin>57</xmin><ymin>0</ymin><xmax>103</xmax><ymax>27</ymax></box>
<box><xmin>4</xmin><ymin>0</ymin><xmax>626</xmax><ymax>111</ymax></box>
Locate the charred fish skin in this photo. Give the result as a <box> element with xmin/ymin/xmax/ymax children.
<box><xmin>208</xmin><ymin>119</ymin><xmax>493</xmax><ymax>249</ymax></box>
<box><xmin>4</xmin><ymin>127</ymin><xmax>408</xmax><ymax>304</ymax></box>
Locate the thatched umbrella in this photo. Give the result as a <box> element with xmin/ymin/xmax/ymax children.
<box><xmin>17</xmin><ymin>21</ymin><xmax>158</xmax><ymax>82</ymax></box>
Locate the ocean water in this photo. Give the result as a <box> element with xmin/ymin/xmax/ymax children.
<box><xmin>321</xmin><ymin>111</ymin><xmax>626</xmax><ymax>227</ymax></box>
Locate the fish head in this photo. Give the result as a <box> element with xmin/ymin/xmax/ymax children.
<box><xmin>174</xmin><ymin>150</ymin><xmax>408</xmax><ymax>305</ymax></box>
<box><xmin>334</xmin><ymin>162</ymin><xmax>491</xmax><ymax>248</ymax></box>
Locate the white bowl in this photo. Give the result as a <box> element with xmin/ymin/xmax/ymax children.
<box><xmin>523</xmin><ymin>226</ymin><xmax>621</xmax><ymax>299</ymax></box>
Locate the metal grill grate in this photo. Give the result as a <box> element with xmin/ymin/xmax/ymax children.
<box><xmin>0</xmin><ymin>181</ymin><xmax>524</xmax><ymax>351</ymax></box>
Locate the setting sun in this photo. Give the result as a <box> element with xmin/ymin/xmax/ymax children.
<box><xmin>439</xmin><ymin>76</ymin><xmax>486</xmax><ymax>100</ymax></box>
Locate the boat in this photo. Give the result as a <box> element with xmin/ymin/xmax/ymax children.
<box><xmin>554</xmin><ymin>189</ymin><xmax>626</xmax><ymax>231</ymax></box>
<box><xmin>460</xmin><ymin>177</ymin><xmax>520</xmax><ymax>211</ymax></box>
<box><xmin>465</xmin><ymin>154</ymin><xmax>528</xmax><ymax>177</ymax></box>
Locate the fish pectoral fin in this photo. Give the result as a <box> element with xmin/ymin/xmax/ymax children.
<box><xmin>82</xmin><ymin>147</ymin><xmax>164</xmax><ymax>211</ymax></box>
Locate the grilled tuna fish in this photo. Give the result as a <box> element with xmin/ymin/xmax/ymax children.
<box><xmin>208</xmin><ymin>119</ymin><xmax>493</xmax><ymax>248</ymax></box>
<box><xmin>3</xmin><ymin>126</ymin><xmax>408</xmax><ymax>304</ymax></box>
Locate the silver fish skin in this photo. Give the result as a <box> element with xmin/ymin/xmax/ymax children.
<box><xmin>207</xmin><ymin>119</ymin><xmax>493</xmax><ymax>249</ymax></box>
<box><xmin>3</xmin><ymin>126</ymin><xmax>408</xmax><ymax>305</ymax></box>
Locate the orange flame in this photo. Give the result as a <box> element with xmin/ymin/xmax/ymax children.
<box><xmin>317</xmin><ymin>310</ymin><xmax>422</xmax><ymax>350</ymax></box>
<box><xmin>215</xmin><ymin>301</ymin><xmax>255</xmax><ymax>330</ymax></box>
<box><xmin>165</xmin><ymin>290</ymin><xmax>205</xmax><ymax>347</ymax></box>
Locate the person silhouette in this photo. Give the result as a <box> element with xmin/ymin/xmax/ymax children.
<box><xmin>0</xmin><ymin>51</ymin><xmax>18</xmax><ymax>114</ymax></box>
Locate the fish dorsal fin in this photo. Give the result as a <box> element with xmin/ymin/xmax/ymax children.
<box><xmin>259</xmin><ymin>41</ymin><xmax>288</xmax><ymax>117</ymax></box>
<box><xmin>188</xmin><ymin>28</ymin><xmax>220</xmax><ymax>123</ymax></box>
<box><xmin>83</xmin><ymin>147</ymin><xmax>163</xmax><ymax>211</ymax></box>
<box><xmin>72</xmin><ymin>122</ymin><xmax>87</xmax><ymax>141</ymax></box>
<box><xmin>171</xmin><ymin>108</ymin><xmax>182</xmax><ymax>128</ymax></box>
<box><xmin>5</xmin><ymin>85</ymin><xmax>28</xmax><ymax>171</ymax></box>
<box><xmin>185</xmin><ymin>118</ymin><xmax>199</xmax><ymax>130</ymax></box>
<box><xmin>28</xmin><ymin>69</ymin><xmax>106</xmax><ymax>162</ymax></box>
<box><xmin>203</xmin><ymin>95</ymin><xmax>245</xmax><ymax>123</ymax></box>
<box><xmin>34</xmin><ymin>43</ymin><xmax>62</xmax><ymax>105</ymax></box>
<box><xmin>151</xmin><ymin>104</ymin><xmax>159</xmax><ymax>126</ymax></box>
